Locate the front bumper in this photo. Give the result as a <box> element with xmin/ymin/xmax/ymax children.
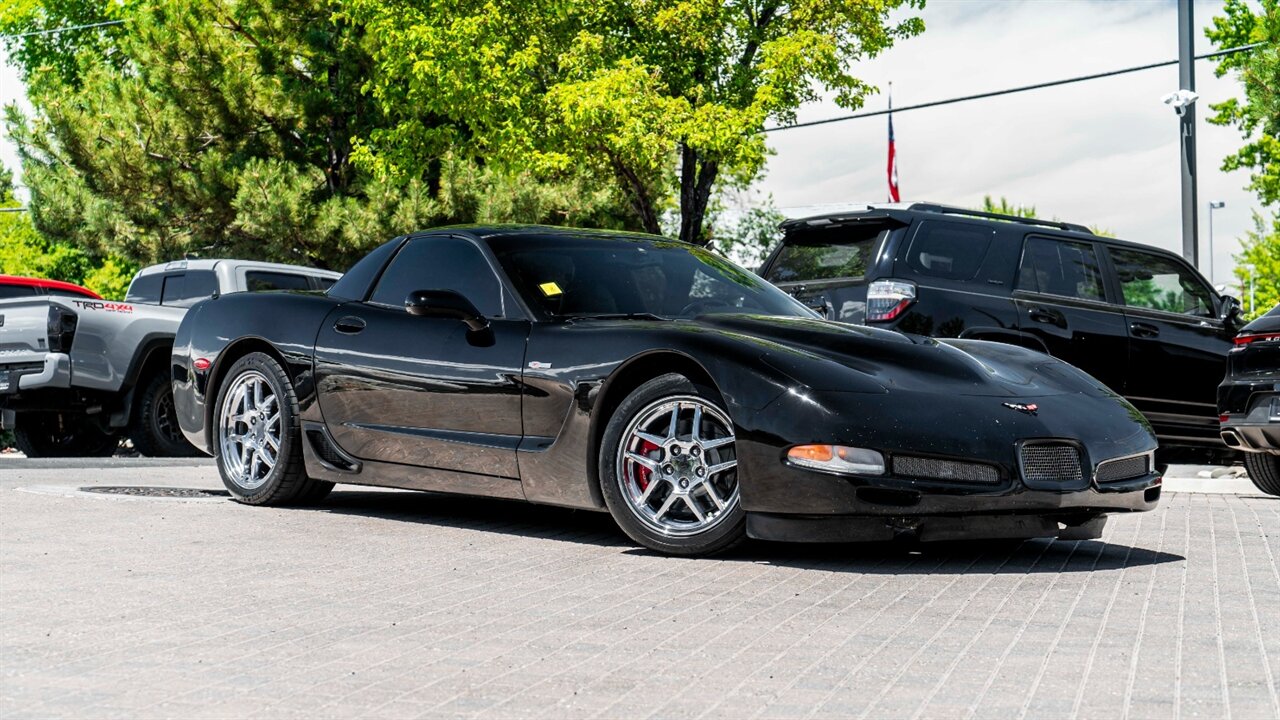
<box><xmin>745</xmin><ymin>473</ymin><xmax>1160</xmax><ymax>542</ymax></box>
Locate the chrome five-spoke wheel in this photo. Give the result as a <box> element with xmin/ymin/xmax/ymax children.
<box><xmin>219</xmin><ymin>370</ymin><xmax>281</xmax><ymax>490</ymax></box>
<box><xmin>616</xmin><ymin>395</ymin><xmax>738</xmax><ymax>537</ymax></box>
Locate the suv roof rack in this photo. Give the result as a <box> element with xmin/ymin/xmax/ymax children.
<box><xmin>906</xmin><ymin>202</ymin><xmax>1094</xmax><ymax>235</ymax></box>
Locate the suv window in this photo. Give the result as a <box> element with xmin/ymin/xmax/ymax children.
<box><xmin>126</xmin><ymin>273</ymin><xmax>163</xmax><ymax>304</ymax></box>
<box><xmin>1110</xmin><ymin>248</ymin><xmax>1215</xmax><ymax>317</ymax></box>
<box><xmin>904</xmin><ymin>221</ymin><xmax>994</xmax><ymax>280</ymax></box>
<box><xmin>246</xmin><ymin>271</ymin><xmax>311</xmax><ymax>292</ymax></box>
<box><xmin>370</xmin><ymin>236</ymin><xmax>502</xmax><ymax>316</ymax></box>
<box><xmin>766</xmin><ymin>228</ymin><xmax>887</xmax><ymax>283</ymax></box>
<box><xmin>1016</xmin><ymin>237</ymin><xmax>1105</xmax><ymax>301</ymax></box>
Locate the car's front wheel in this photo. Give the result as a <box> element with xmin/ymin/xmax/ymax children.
<box><xmin>599</xmin><ymin>374</ymin><xmax>746</xmax><ymax>556</ymax></box>
<box><xmin>1244</xmin><ymin>452</ymin><xmax>1280</xmax><ymax>497</ymax></box>
<box><xmin>213</xmin><ymin>352</ymin><xmax>331</xmax><ymax>505</ymax></box>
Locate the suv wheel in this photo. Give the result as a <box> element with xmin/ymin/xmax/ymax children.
<box><xmin>13</xmin><ymin>413</ymin><xmax>118</xmax><ymax>458</ymax></box>
<box><xmin>129</xmin><ymin>372</ymin><xmax>200</xmax><ymax>457</ymax></box>
<box><xmin>1244</xmin><ymin>453</ymin><xmax>1280</xmax><ymax>497</ymax></box>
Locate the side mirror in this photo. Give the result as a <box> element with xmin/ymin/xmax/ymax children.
<box><xmin>1220</xmin><ymin>295</ymin><xmax>1244</xmax><ymax>327</ymax></box>
<box><xmin>405</xmin><ymin>289</ymin><xmax>490</xmax><ymax>332</ymax></box>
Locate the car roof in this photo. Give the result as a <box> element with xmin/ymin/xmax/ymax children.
<box><xmin>134</xmin><ymin>259</ymin><xmax>342</xmax><ymax>278</ymax></box>
<box><xmin>0</xmin><ymin>274</ymin><xmax>102</xmax><ymax>299</ymax></box>
<box><xmin>408</xmin><ymin>224</ymin><xmax>687</xmax><ymax>246</ymax></box>
<box><xmin>779</xmin><ymin>202</ymin><xmax>1191</xmax><ymax>259</ymax></box>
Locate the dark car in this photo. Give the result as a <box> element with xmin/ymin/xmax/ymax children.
<box><xmin>1219</xmin><ymin>304</ymin><xmax>1280</xmax><ymax>495</ymax></box>
<box><xmin>172</xmin><ymin>226</ymin><xmax>1161</xmax><ymax>556</ymax></box>
<box><xmin>760</xmin><ymin>203</ymin><xmax>1243</xmax><ymax>466</ymax></box>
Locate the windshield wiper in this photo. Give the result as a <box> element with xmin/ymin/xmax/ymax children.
<box><xmin>562</xmin><ymin>312</ymin><xmax>668</xmax><ymax>321</ymax></box>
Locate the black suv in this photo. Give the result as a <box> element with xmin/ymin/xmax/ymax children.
<box><xmin>759</xmin><ymin>203</ymin><xmax>1243</xmax><ymax>465</ymax></box>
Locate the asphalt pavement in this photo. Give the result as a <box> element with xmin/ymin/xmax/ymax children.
<box><xmin>1</xmin><ymin>457</ymin><xmax>1276</xmax><ymax>719</ymax></box>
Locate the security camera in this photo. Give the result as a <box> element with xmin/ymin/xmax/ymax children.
<box><xmin>1161</xmin><ymin>89</ymin><xmax>1200</xmax><ymax>116</ymax></box>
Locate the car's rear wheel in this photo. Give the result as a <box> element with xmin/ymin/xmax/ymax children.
<box><xmin>599</xmin><ymin>374</ymin><xmax>745</xmax><ymax>556</ymax></box>
<box><xmin>12</xmin><ymin>412</ymin><xmax>117</xmax><ymax>458</ymax></box>
<box><xmin>129</xmin><ymin>371</ymin><xmax>200</xmax><ymax>457</ymax></box>
<box><xmin>214</xmin><ymin>352</ymin><xmax>330</xmax><ymax>505</ymax></box>
<box><xmin>1244</xmin><ymin>453</ymin><xmax>1280</xmax><ymax>496</ymax></box>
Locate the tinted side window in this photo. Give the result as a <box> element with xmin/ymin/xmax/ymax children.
<box><xmin>1016</xmin><ymin>237</ymin><xmax>1104</xmax><ymax>301</ymax></box>
<box><xmin>313</xmin><ymin>276</ymin><xmax>337</xmax><ymax>291</ymax></box>
<box><xmin>246</xmin><ymin>271</ymin><xmax>311</xmax><ymax>292</ymax></box>
<box><xmin>370</xmin><ymin>237</ymin><xmax>502</xmax><ymax>317</ymax></box>
<box><xmin>328</xmin><ymin>238</ymin><xmax>402</xmax><ymax>301</ymax></box>
<box><xmin>904</xmin><ymin>221</ymin><xmax>994</xmax><ymax>280</ymax></box>
<box><xmin>160</xmin><ymin>271</ymin><xmax>219</xmax><ymax>307</ymax></box>
<box><xmin>125</xmin><ymin>273</ymin><xmax>162</xmax><ymax>304</ymax></box>
<box><xmin>767</xmin><ymin>228</ymin><xmax>887</xmax><ymax>283</ymax></box>
<box><xmin>0</xmin><ymin>284</ymin><xmax>37</xmax><ymax>299</ymax></box>
<box><xmin>1110</xmin><ymin>248</ymin><xmax>1215</xmax><ymax>317</ymax></box>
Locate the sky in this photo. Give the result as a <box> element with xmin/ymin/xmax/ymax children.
<box><xmin>0</xmin><ymin>0</ymin><xmax>1267</xmax><ymax>290</ymax></box>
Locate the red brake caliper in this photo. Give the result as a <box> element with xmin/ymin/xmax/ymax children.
<box><xmin>634</xmin><ymin>439</ymin><xmax>660</xmax><ymax>490</ymax></box>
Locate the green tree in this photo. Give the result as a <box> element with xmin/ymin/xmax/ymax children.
<box><xmin>346</xmin><ymin>0</ymin><xmax>924</xmax><ymax>245</ymax></box>
<box><xmin>6</xmin><ymin>0</ymin><xmax>634</xmax><ymax>272</ymax></box>
<box><xmin>981</xmin><ymin>195</ymin><xmax>1036</xmax><ymax>218</ymax></box>
<box><xmin>1206</xmin><ymin>0</ymin><xmax>1280</xmax><ymax>208</ymax></box>
<box><xmin>1233</xmin><ymin>213</ymin><xmax>1280</xmax><ymax>319</ymax></box>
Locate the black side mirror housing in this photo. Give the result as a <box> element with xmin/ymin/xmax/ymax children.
<box><xmin>1220</xmin><ymin>294</ymin><xmax>1244</xmax><ymax>327</ymax></box>
<box><xmin>405</xmin><ymin>289</ymin><xmax>490</xmax><ymax>332</ymax></box>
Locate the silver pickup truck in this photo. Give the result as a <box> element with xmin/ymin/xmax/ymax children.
<box><xmin>0</xmin><ymin>259</ymin><xmax>340</xmax><ymax>457</ymax></box>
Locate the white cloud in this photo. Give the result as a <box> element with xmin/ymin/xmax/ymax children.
<box><xmin>757</xmin><ymin>0</ymin><xmax>1264</xmax><ymax>290</ymax></box>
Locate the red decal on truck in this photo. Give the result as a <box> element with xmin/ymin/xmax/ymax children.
<box><xmin>70</xmin><ymin>300</ymin><xmax>134</xmax><ymax>313</ymax></box>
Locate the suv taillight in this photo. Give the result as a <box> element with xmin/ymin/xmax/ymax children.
<box><xmin>1233</xmin><ymin>331</ymin><xmax>1280</xmax><ymax>347</ymax></box>
<box><xmin>47</xmin><ymin>305</ymin><xmax>78</xmax><ymax>353</ymax></box>
<box><xmin>866</xmin><ymin>280</ymin><xmax>916</xmax><ymax>323</ymax></box>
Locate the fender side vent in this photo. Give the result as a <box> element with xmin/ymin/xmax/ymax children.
<box><xmin>306</xmin><ymin>428</ymin><xmax>360</xmax><ymax>473</ymax></box>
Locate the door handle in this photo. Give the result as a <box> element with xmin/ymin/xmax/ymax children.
<box><xmin>1027</xmin><ymin>307</ymin><xmax>1065</xmax><ymax>327</ymax></box>
<box><xmin>334</xmin><ymin>316</ymin><xmax>366</xmax><ymax>334</ymax></box>
<box><xmin>1130</xmin><ymin>321</ymin><xmax>1160</xmax><ymax>339</ymax></box>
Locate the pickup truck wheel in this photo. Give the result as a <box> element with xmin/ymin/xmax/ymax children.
<box><xmin>129</xmin><ymin>372</ymin><xmax>200</xmax><ymax>457</ymax></box>
<box><xmin>214</xmin><ymin>352</ymin><xmax>316</xmax><ymax>505</ymax></box>
<box><xmin>13</xmin><ymin>413</ymin><xmax>118</xmax><ymax>458</ymax></box>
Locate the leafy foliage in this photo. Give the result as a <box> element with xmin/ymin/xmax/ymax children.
<box><xmin>5</xmin><ymin>0</ymin><xmax>636</xmax><ymax>272</ymax></box>
<box><xmin>1232</xmin><ymin>213</ymin><xmax>1280</xmax><ymax>319</ymax></box>
<box><xmin>1206</xmin><ymin>0</ymin><xmax>1280</xmax><ymax>208</ymax></box>
<box><xmin>345</xmin><ymin>0</ymin><xmax>924</xmax><ymax>245</ymax></box>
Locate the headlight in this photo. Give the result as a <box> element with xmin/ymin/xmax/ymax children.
<box><xmin>787</xmin><ymin>445</ymin><xmax>886</xmax><ymax>475</ymax></box>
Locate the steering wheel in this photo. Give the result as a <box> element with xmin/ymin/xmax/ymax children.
<box><xmin>679</xmin><ymin>298</ymin><xmax>734</xmax><ymax>317</ymax></box>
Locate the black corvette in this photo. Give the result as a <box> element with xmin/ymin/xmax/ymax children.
<box><xmin>172</xmin><ymin>226</ymin><xmax>1162</xmax><ymax>555</ymax></box>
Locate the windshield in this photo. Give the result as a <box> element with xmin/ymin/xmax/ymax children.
<box><xmin>488</xmin><ymin>234</ymin><xmax>815</xmax><ymax>320</ymax></box>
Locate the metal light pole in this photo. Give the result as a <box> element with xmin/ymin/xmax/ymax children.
<box><xmin>1178</xmin><ymin>0</ymin><xmax>1199</xmax><ymax>266</ymax></box>
<box><xmin>1208</xmin><ymin>200</ymin><xmax>1224</xmax><ymax>284</ymax></box>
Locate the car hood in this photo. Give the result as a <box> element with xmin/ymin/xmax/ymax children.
<box><xmin>697</xmin><ymin>314</ymin><xmax>1112</xmax><ymax>398</ymax></box>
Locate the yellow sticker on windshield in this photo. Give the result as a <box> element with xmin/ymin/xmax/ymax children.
<box><xmin>539</xmin><ymin>281</ymin><xmax>563</xmax><ymax>297</ymax></box>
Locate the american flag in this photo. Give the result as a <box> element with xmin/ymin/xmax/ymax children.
<box><xmin>887</xmin><ymin>89</ymin><xmax>900</xmax><ymax>203</ymax></box>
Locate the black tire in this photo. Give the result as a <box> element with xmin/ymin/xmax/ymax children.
<box><xmin>1244</xmin><ymin>453</ymin><xmax>1280</xmax><ymax>497</ymax></box>
<box><xmin>599</xmin><ymin>374</ymin><xmax>746</xmax><ymax>556</ymax></box>
<box><xmin>13</xmin><ymin>412</ymin><xmax>118</xmax><ymax>458</ymax></box>
<box><xmin>212</xmin><ymin>352</ymin><xmax>328</xmax><ymax>505</ymax></box>
<box><xmin>129</xmin><ymin>372</ymin><xmax>201</xmax><ymax>457</ymax></box>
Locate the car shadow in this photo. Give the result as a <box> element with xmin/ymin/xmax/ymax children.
<box><xmin>301</xmin><ymin>489</ymin><xmax>1185</xmax><ymax>574</ymax></box>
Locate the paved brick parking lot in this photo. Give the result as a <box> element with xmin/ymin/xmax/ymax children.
<box><xmin>1</xmin><ymin>460</ymin><xmax>1277</xmax><ymax>719</ymax></box>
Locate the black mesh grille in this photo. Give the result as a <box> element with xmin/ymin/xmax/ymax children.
<box><xmin>1096</xmin><ymin>454</ymin><xmax>1150</xmax><ymax>483</ymax></box>
<box><xmin>307</xmin><ymin>429</ymin><xmax>356</xmax><ymax>471</ymax></box>
<box><xmin>894</xmin><ymin>455</ymin><xmax>1001</xmax><ymax>484</ymax></box>
<box><xmin>1020</xmin><ymin>444</ymin><xmax>1083</xmax><ymax>483</ymax></box>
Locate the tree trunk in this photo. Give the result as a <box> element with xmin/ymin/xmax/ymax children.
<box><xmin>678</xmin><ymin>143</ymin><xmax>718</xmax><ymax>245</ymax></box>
<box><xmin>605</xmin><ymin>150</ymin><xmax>662</xmax><ymax>235</ymax></box>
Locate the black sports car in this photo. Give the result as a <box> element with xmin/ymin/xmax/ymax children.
<box><xmin>172</xmin><ymin>226</ymin><xmax>1162</xmax><ymax>555</ymax></box>
<box><xmin>1219</xmin><ymin>304</ymin><xmax>1280</xmax><ymax>496</ymax></box>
